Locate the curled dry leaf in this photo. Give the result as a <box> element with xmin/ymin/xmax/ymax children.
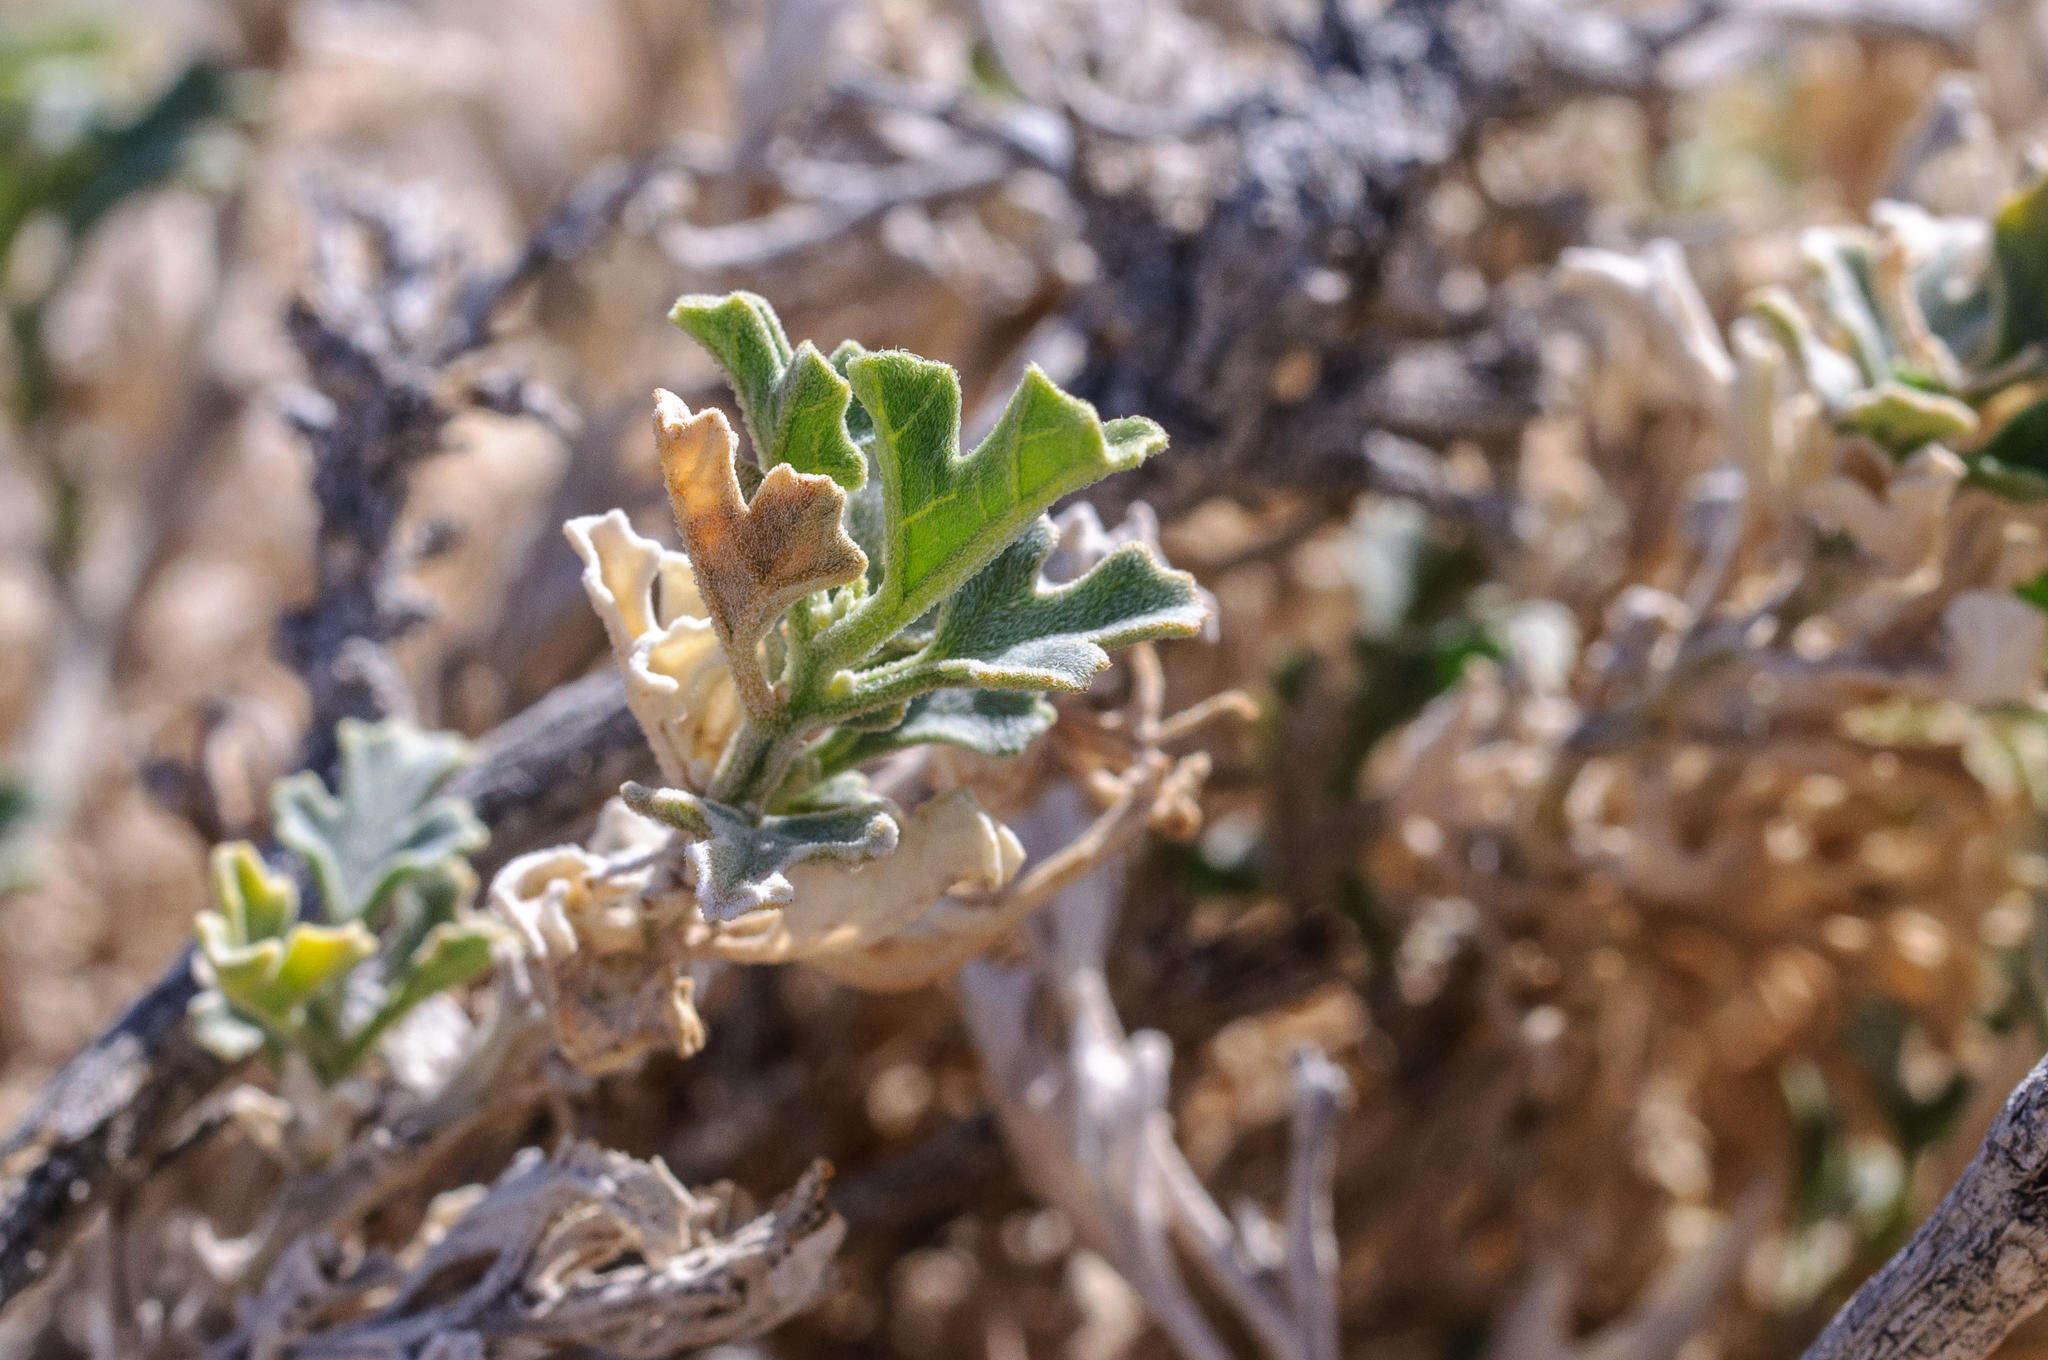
<box><xmin>489</xmin><ymin>801</ymin><xmax>708</xmax><ymax>1076</ymax></box>
<box><xmin>651</xmin><ymin>389</ymin><xmax>866</xmax><ymax>718</ymax></box>
<box><xmin>564</xmin><ymin>509</ymin><xmax>740</xmax><ymax>794</ymax></box>
<box><xmin>490</xmin><ymin>787</ymin><xmax>1028</xmax><ymax>1070</ymax></box>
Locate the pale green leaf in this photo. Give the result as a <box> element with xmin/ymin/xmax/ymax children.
<box><xmin>1839</xmin><ymin>382</ymin><xmax>1978</xmax><ymax>455</ymax></box>
<box><xmin>832</xmin><ymin>688</ymin><xmax>1056</xmax><ymax>769</ymax></box>
<box><xmin>273</xmin><ymin>718</ymin><xmax>485</xmax><ymax>923</ymax></box>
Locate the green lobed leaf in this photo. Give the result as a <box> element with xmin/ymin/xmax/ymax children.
<box><xmin>272</xmin><ymin>719</ymin><xmax>485</xmax><ymax>923</ymax></box>
<box><xmin>382</xmin><ymin>860</ymin><xmax>476</xmax><ymax>971</ymax></box>
<box><xmin>622</xmin><ymin>781</ymin><xmax>898</xmax><ymax>921</ymax></box>
<box><xmin>669</xmin><ymin>292</ymin><xmax>867</xmax><ymax>489</ymax></box>
<box><xmin>195</xmin><ymin>902</ymin><xmax>375</xmax><ymax>1028</ymax></box>
<box><xmin>829</xmin><ymin>354</ymin><xmax>1169</xmax><ymax>662</ymax></box>
<box><xmin>876</xmin><ymin>512</ymin><xmax>1207</xmax><ymax>695</ymax></box>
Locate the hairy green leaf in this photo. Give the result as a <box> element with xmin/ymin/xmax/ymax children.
<box><xmin>192</xmin><ymin>723</ymin><xmax>500</xmax><ymax>1082</ymax></box>
<box><xmin>831</xmin><ymin>688</ymin><xmax>1057</xmax><ymax>770</ymax></box>
<box><xmin>273</xmin><ymin>719</ymin><xmax>485</xmax><ymax>923</ymax></box>
<box><xmin>622</xmin><ymin>781</ymin><xmax>899</xmax><ymax>920</ymax></box>
<box><xmin>830</xmin><ymin>354</ymin><xmax>1168</xmax><ymax>659</ymax></box>
<box><xmin>881</xmin><ymin>513</ymin><xmax>1206</xmax><ymax>695</ymax></box>
<box><xmin>669</xmin><ymin>292</ymin><xmax>866</xmax><ymax>489</ymax></box>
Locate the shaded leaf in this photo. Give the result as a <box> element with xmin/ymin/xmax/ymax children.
<box><xmin>350</xmin><ymin>917</ymin><xmax>501</xmax><ymax>1063</ymax></box>
<box><xmin>273</xmin><ymin>719</ymin><xmax>485</xmax><ymax>922</ymax></box>
<box><xmin>621</xmin><ymin>782</ymin><xmax>899</xmax><ymax>921</ymax></box>
<box><xmin>669</xmin><ymin>292</ymin><xmax>866</xmax><ymax>488</ymax></box>
<box><xmin>2018</xmin><ymin>567</ymin><xmax>2048</xmax><ymax>615</ymax></box>
<box><xmin>1975</xmin><ymin>388</ymin><xmax>2048</xmax><ymax>476</ymax></box>
<box><xmin>902</xmin><ymin>513</ymin><xmax>1206</xmax><ymax>692</ymax></box>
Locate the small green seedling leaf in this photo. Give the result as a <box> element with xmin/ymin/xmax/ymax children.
<box><xmin>194</xmin><ymin>842</ymin><xmax>376</xmax><ymax>1043</ymax></box>
<box><xmin>191</xmin><ymin>723</ymin><xmax>500</xmax><ymax>1083</ymax></box>
<box><xmin>273</xmin><ymin>718</ymin><xmax>485</xmax><ymax>923</ymax></box>
<box><xmin>623</xmin><ymin>781</ymin><xmax>899</xmax><ymax>920</ymax></box>
<box><xmin>670</xmin><ymin>291</ymin><xmax>867</xmax><ymax>488</ymax></box>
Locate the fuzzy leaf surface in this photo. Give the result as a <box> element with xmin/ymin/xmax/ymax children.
<box><xmin>669</xmin><ymin>291</ymin><xmax>866</xmax><ymax>488</ymax></box>
<box><xmin>273</xmin><ymin>718</ymin><xmax>486</xmax><ymax>923</ymax></box>
<box><xmin>832</xmin><ymin>354</ymin><xmax>1168</xmax><ymax>658</ymax></box>
<box><xmin>832</xmin><ymin>688</ymin><xmax>1057</xmax><ymax>769</ymax></box>
<box><xmin>893</xmin><ymin>513</ymin><xmax>1207</xmax><ymax>693</ymax></box>
<box><xmin>622</xmin><ymin>781</ymin><xmax>899</xmax><ymax>921</ymax></box>
<box><xmin>653</xmin><ymin>391</ymin><xmax>865</xmax><ymax>712</ymax></box>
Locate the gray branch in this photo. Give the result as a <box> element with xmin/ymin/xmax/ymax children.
<box><xmin>1798</xmin><ymin>1052</ymin><xmax>2048</xmax><ymax>1360</ymax></box>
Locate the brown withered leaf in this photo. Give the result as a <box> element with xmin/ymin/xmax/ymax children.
<box><xmin>653</xmin><ymin>389</ymin><xmax>867</xmax><ymax>716</ymax></box>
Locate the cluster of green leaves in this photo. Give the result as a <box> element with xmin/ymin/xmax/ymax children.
<box><xmin>634</xmin><ymin>293</ymin><xmax>1207</xmax><ymax>917</ymax></box>
<box><xmin>190</xmin><ymin>721</ymin><xmax>499</xmax><ymax>1084</ymax></box>
<box><xmin>1746</xmin><ymin>174</ymin><xmax>2048</xmax><ymax>486</ymax></box>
